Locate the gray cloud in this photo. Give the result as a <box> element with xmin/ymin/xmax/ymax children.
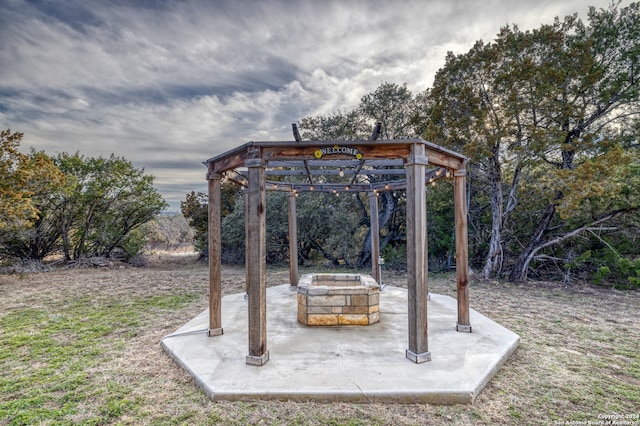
<box><xmin>0</xmin><ymin>0</ymin><xmax>619</xmax><ymax>210</ymax></box>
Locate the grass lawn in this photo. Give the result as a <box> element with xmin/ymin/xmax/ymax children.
<box><xmin>1</xmin><ymin>255</ymin><xmax>639</xmax><ymax>425</ymax></box>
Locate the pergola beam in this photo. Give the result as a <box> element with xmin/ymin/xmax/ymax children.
<box><xmin>206</xmin><ymin>139</ymin><xmax>467</xmax><ymax>174</ymax></box>
<box><xmin>346</xmin><ymin>123</ymin><xmax>381</xmax><ymax>185</ymax></box>
<box><xmin>230</xmin><ymin>169</ymin><xmax>447</xmax><ymax>195</ymax></box>
<box><xmin>369</xmin><ymin>121</ymin><xmax>382</xmax><ymax>141</ymax></box>
<box><xmin>268</xmin><ymin>159</ymin><xmax>405</xmax><ymax>168</ymax></box>
<box><xmin>266</xmin><ymin>168</ymin><xmax>407</xmax><ymax>177</ymax></box>
<box><xmin>292</xmin><ymin>123</ymin><xmax>302</xmax><ymax>142</ymax></box>
<box><xmin>292</xmin><ymin>123</ymin><xmax>314</xmax><ymax>184</ymax></box>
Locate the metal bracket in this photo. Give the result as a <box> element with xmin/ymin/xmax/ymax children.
<box><xmin>406</xmin><ymin>349</ymin><xmax>431</xmax><ymax>363</ymax></box>
<box><xmin>246</xmin><ymin>351</ymin><xmax>270</xmax><ymax>366</ymax></box>
<box><xmin>456</xmin><ymin>323</ymin><xmax>472</xmax><ymax>333</ymax></box>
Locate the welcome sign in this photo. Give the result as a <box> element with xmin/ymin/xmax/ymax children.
<box><xmin>313</xmin><ymin>145</ymin><xmax>363</xmax><ymax>159</ymax></box>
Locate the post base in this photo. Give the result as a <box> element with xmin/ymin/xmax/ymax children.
<box><xmin>289</xmin><ymin>285</ymin><xmax>298</xmax><ymax>291</ymax></box>
<box><xmin>208</xmin><ymin>328</ymin><xmax>223</xmax><ymax>336</ymax></box>
<box><xmin>246</xmin><ymin>351</ymin><xmax>270</xmax><ymax>366</ymax></box>
<box><xmin>456</xmin><ymin>323</ymin><xmax>472</xmax><ymax>333</ymax></box>
<box><xmin>406</xmin><ymin>349</ymin><xmax>431</xmax><ymax>363</ymax></box>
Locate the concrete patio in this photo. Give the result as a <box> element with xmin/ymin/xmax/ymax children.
<box><xmin>161</xmin><ymin>284</ymin><xmax>519</xmax><ymax>404</ymax></box>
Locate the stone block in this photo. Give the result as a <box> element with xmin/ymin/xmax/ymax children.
<box><xmin>338</xmin><ymin>314</ymin><xmax>369</xmax><ymax>325</ymax></box>
<box><xmin>297</xmin><ymin>293</ymin><xmax>307</xmax><ymax>305</ymax></box>
<box><xmin>307</xmin><ymin>286</ymin><xmax>329</xmax><ymax>296</ymax></box>
<box><xmin>369</xmin><ymin>293</ymin><xmax>380</xmax><ymax>305</ymax></box>
<box><xmin>331</xmin><ymin>273</ymin><xmax>356</xmax><ymax>279</ymax></box>
<box><xmin>360</xmin><ymin>275</ymin><xmax>379</xmax><ymax>287</ymax></box>
<box><xmin>368</xmin><ymin>304</ymin><xmax>380</xmax><ymax>314</ymax></box>
<box><xmin>307</xmin><ymin>306</ymin><xmax>333</xmax><ymax>314</ymax></box>
<box><xmin>343</xmin><ymin>306</ymin><xmax>368</xmax><ymax>314</ymax></box>
<box><xmin>308</xmin><ymin>314</ymin><xmax>339</xmax><ymax>326</ymax></box>
<box><xmin>327</xmin><ymin>287</ymin><xmax>366</xmax><ymax>295</ymax></box>
<box><xmin>297</xmin><ymin>309</ymin><xmax>308</xmax><ymax>325</ymax></box>
<box><xmin>308</xmin><ymin>295</ymin><xmax>347</xmax><ymax>306</ymax></box>
<box><xmin>351</xmin><ymin>294</ymin><xmax>368</xmax><ymax>306</ymax></box>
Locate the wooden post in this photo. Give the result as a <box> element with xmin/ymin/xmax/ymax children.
<box><xmin>405</xmin><ymin>143</ymin><xmax>431</xmax><ymax>363</ymax></box>
<box><xmin>369</xmin><ymin>191</ymin><xmax>381</xmax><ymax>284</ymax></box>
<box><xmin>245</xmin><ymin>156</ymin><xmax>269</xmax><ymax>366</ymax></box>
<box><xmin>288</xmin><ymin>192</ymin><xmax>299</xmax><ymax>289</ymax></box>
<box><xmin>244</xmin><ymin>190</ymin><xmax>249</xmax><ymax>298</ymax></box>
<box><xmin>207</xmin><ymin>170</ymin><xmax>223</xmax><ymax>336</ymax></box>
<box><xmin>454</xmin><ymin>168</ymin><xmax>471</xmax><ymax>332</ymax></box>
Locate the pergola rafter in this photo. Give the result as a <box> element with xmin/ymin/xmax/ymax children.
<box><xmin>204</xmin><ymin>135</ymin><xmax>471</xmax><ymax>366</ymax></box>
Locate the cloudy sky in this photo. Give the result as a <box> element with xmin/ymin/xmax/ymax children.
<box><xmin>0</xmin><ymin>0</ymin><xmax>621</xmax><ymax>211</ymax></box>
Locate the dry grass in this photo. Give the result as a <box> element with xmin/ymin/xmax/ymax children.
<box><xmin>1</xmin><ymin>255</ymin><xmax>639</xmax><ymax>425</ymax></box>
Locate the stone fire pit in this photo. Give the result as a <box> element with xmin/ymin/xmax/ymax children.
<box><xmin>297</xmin><ymin>273</ymin><xmax>380</xmax><ymax>326</ymax></box>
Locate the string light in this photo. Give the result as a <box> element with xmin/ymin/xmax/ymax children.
<box><xmin>339</xmin><ymin>168</ymin><xmax>344</xmax><ymax>177</ymax></box>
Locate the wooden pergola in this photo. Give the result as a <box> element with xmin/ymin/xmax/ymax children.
<box><xmin>204</xmin><ymin>132</ymin><xmax>471</xmax><ymax>366</ymax></box>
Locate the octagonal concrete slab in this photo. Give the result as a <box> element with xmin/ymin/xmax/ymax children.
<box><xmin>161</xmin><ymin>284</ymin><xmax>519</xmax><ymax>404</ymax></box>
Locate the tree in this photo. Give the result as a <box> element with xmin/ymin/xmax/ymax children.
<box><xmin>0</xmin><ymin>131</ymin><xmax>66</xmax><ymax>260</ymax></box>
<box><xmin>53</xmin><ymin>152</ymin><xmax>168</xmax><ymax>261</ymax></box>
<box><xmin>427</xmin><ymin>2</ymin><xmax>640</xmax><ymax>282</ymax></box>
<box><xmin>297</xmin><ymin>82</ymin><xmax>424</xmax><ymax>269</ymax></box>
<box><xmin>141</xmin><ymin>214</ymin><xmax>194</xmax><ymax>253</ymax></box>
<box><xmin>295</xmin><ymin>192</ymin><xmax>362</xmax><ymax>266</ymax></box>
<box><xmin>298</xmin><ymin>110</ymin><xmax>370</xmax><ymax>141</ymax></box>
<box><xmin>507</xmin><ymin>2</ymin><xmax>640</xmax><ymax>281</ymax></box>
<box><xmin>1</xmin><ymin>137</ymin><xmax>163</xmax><ymax>263</ymax></box>
<box><xmin>181</xmin><ymin>191</ymin><xmax>209</xmax><ymax>258</ymax></box>
<box><xmin>354</xmin><ymin>83</ymin><xmax>424</xmax><ymax>268</ymax></box>
<box><xmin>181</xmin><ymin>180</ymin><xmax>240</xmax><ymax>261</ymax></box>
<box><xmin>359</xmin><ymin>82</ymin><xmax>419</xmax><ymax>139</ymax></box>
<box><xmin>428</xmin><ymin>28</ymin><xmax>553</xmax><ymax>279</ymax></box>
<box><xmin>0</xmin><ymin>130</ymin><xmax>38</xmax><ymax>231</ymax></box>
